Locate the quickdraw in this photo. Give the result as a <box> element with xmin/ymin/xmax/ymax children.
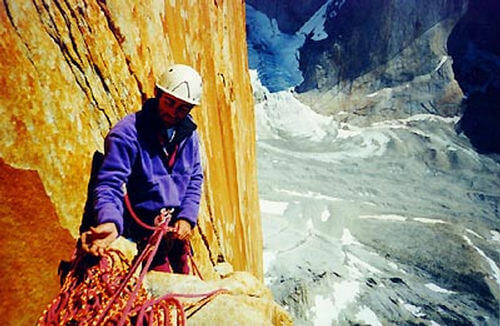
<box><xmin>38</xmin><ymin>196</ymin><xmax>226</xmax><ymax>325</ymax></box>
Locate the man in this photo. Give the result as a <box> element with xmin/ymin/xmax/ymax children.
<box><xmin>81</xmin><ymin>64</ymin><xmax>204</xmax><ymax>274</ymax></box>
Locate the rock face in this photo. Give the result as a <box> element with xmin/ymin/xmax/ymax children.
<box><xmin>294</xmin><ymin>0</ymin><xmax>467</xmax><ymax>123</ymax></box>
<box><xmin>0</xmin><ymin>0</ymin><xmax>281</xmax><ymax>324</ymax></box>
<box><xmin>298</xmin><ymin>0</ymin><xmax>467</xmax><ymax>91</ymax></box>
<box><xmin>146</xmin><ymin>271</ymin><xmax>292</xmax><ymax>325</ymax></box>
<box><xmin>448</xmin><ymin>0</ymin><xmax>500</xmax><ymax>153</ymax></box>
<box><xmin>246</xmin><ymin>1</ymin><xmax>500</xmax><ymax>324</ymax></box>
<box><xmin>0</xmin><ymin>159</ymin><xmax>75</xmax><ymax>326</ymax></box>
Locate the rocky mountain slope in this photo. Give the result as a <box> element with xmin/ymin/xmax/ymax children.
<box><xmin>0</xmin><ymin>1</ymin><xmax>290</xmax><ymax>324</ymax></box>
<box><xmin>448</xmin><ymin>0</ymin><xmax>500</xmax><ymax>153</ymax></box>
<box><xmin>247</xmin><ymin>0</ymin><xmax>499</xmax><ymax>324</ymax></box>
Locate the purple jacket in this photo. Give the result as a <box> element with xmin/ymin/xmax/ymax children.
<box><xmin>93</xmin><ymin>99</ymin><xmax>203</xmax><ymax>239</ymax></box>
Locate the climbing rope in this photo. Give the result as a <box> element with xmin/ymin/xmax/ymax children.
<box><xmin>38</xmin><ymin>196</ymin><xmax>226</xmax><ymax>325</ymax></box>
<box><xmin>123</xmin><ymin>193</ymin><xmax>204</xmax><ymax>280</ymax></box>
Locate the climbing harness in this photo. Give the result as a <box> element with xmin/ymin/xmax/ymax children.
<box><xmin>123</xmin><ymin>193</ymin><xmax>203</xmax><ymax>279</ymax></box>
<box><xmin>38</xmin><ymin>195</ymin><xmax>226</xmax><ymax>325</ymax></box>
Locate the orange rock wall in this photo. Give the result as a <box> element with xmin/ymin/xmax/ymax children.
<box><xmin>0</xmin><ymin>159</ymin><xmax>75</xmax><ymax>325</ymax></box>
<box><xmin>0</xmin><ymin>0</ymin><xmax>262</xmax><ymax>324</ymax></box>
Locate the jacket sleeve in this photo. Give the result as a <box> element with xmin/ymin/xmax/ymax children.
<box><xmin>93</xmin><ymin>129</ymin><xmax>137</xmax><ymax>235</ymax></box>
<box><xmin>177</xmin><ymin>131</ymin><xmax>203</xmax><ymax>226</ymax></box>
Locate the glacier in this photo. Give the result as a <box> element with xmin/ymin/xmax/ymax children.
<box><xmin>252</xmin><ymin>69</ymin><xmax>500</xmax><ymax>325</ymax></box>
<box><xmin>247</xmin><ymin>1</ymin><xmax>499</xmax><ymax>324</ymax></box>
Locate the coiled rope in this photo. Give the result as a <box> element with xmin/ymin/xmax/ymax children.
<box><xmin>38</xmin><ymin>194</ymin><xmax>226</xmax><ymax>325</ymax></box>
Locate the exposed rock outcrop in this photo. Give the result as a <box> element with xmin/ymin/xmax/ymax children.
<box><xmin>146</xmin><ymin>271</ymin><xmax>292</xmax><ymax>325</ymax></box>
<box><xmin>0</xmin><ymin>0</ymin><xmax>284</xmax><ymax>324</ymax></box>
<box><xmin>294</xmin><ymin>0</ymin><xmax>468</xmax><ymax>124</ymax></box>
<box><xmin>0</xmin><ymin>159</ymin><xmax>75</xmax><ymax>325</ymax></box>
<box><xmin>246</xmin><ymin>1</ymin><xmax>499</xmax><ymax>324</ymax></box>
<box><xmin>298</xmin><ymin>0</ymin><xmax>467</xmax><ymax>91</ymax></box>
<box><xmin>449</xmin><ymin>0</ymin><xmax>500</xmax><ymax>153</ymax></box>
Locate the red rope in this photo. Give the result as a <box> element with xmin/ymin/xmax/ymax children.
<box><xmin>124</xmin><ymin>192</ymin><xmax>158</xmax><ymax>231</ymax></box>
<box><xmin>125</xmin><ymin>192</ymin><xmax>204</xmax><ymax>280</ymax></box>
<box><xmin>94</xmin><ymin>240</ymin><xmax>157</xmax><ymax>324</ymax></box>
<box><xmin>188</xmin><ymin>246</ymin><xmax>204</xmax><ymax>280</ymax></box>
<box><xmin>112</xmin><ymin>193</ymin><xmax>221</xmax><ymax>324</ymax></box>
<box><xmin>161</xmin><ymin>289</ymin><xmax>228</xmax><ymax>299</ymax></box>
<box><xmin>93</xmin><ymin>197</ymin><xmax>176</xmax><ymax>326</ymax></box>
<box><xmin>118</xmin><ymin>226</ymin><xmax>166</xmax><ymax>326</ymax></box>
<box><xmin>39</xmin><ymin>193</ymin><xmax>226</xmax><ymax>325</ymax></box>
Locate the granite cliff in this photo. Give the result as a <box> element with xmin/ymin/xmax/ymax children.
<box><xmin>248</xmin><ymin>0</ymin><xmax>468</xmax><ymax>123</ymax></box>
<box><xmin>294</xmin><ymin>0</ymin><xmax>468</xmax><ymax>124</ymax></box>
<box><xmin>0</xmin><ymin>1</ymin><xmax>290</xmax><ymax>324</ymax></box>
<box><xmin>449</xmin><ymin>0</ymin><xmax>500</xmax><ymax>154</ymax></box>
<box><xmin>248</xmin><ymin>0</ymin><xmax>499</xmax><ymax>154</ymax></box>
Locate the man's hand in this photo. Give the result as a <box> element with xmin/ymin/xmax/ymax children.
<box><xmin>173</xmin><ymin>219</ymin><xmax>192</xmax><ymax>240</ymax></box>
<box><xmin>80</xmin><ymin>222</ymin><xmax>118</xmax><ymax>256</ymax></box>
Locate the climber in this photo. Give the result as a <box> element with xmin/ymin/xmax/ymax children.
<box><xmin>80</xmin><ymin>64</ymin><xmax>204</xmax><ymax>274</ymax></box>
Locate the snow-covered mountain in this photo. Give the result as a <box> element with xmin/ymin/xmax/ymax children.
<box><xmin>247</xmin><ymin>1</ymin><xmax>500</xmax><ymax>325</ymax></box>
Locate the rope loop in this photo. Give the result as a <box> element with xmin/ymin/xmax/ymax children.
<box><xmin>39</xmin><ymin>194</ymin><xmax>224</xmax><ymax>325</ymax></box>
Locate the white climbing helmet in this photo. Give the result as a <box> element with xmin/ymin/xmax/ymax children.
<box><xmin>155</xmin><ymin>64</ymin><xmax>203</xmax><ymax>106</ymax></box>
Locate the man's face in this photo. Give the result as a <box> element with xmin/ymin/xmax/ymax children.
<box><xmin>156</xmin><ymin>90</ymin><xmax>194</xmax><ymax>127</ymax></box>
